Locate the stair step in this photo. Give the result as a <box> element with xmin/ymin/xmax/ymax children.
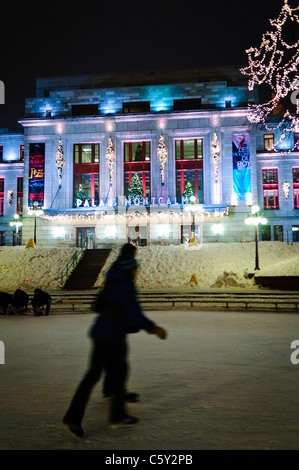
<box><xmin>63</xmin><ymin>249</ymin><xmax>111</xmax><ymax>290</ymax></box>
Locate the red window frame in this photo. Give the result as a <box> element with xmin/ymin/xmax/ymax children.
<box><xmin>263</xmin><ymin>168</ymin><xmax>279</xmax><ymax>209</ymax></box>
<box><xmin>293</xmin><ymin>168</ymin><xmax>299</xmax><ymax>209</ymax></box>
<box><xmin>175</xmin><ymin>139</ymin><xmax>204</xmax><ymax>203</ymax></box>
<box><xmin>73</xmin><ymin>144</ymin><xmax>100</xmax><ymax>207</ymax></box>
<box><xmin>17</xmin><ymin>177</ymin><xmax>23</xmax><ymax>214</ymax></box>
<box><xmin>124</xmin><ymin>141</ymin><xmax>151</xmax><ymax>199</ymax></box>
<box><xmin>0</xmin><ymin>178</ymin><xmax>4</xmax><ymax>216</ymax></box>
<box><xmin>264</xmin><ymin>134</ymin><xmax>274</xmax><ymax>151</ymax></box>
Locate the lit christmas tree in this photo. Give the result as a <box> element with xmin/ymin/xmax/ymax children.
<box><xmin>183</xmin><ymin>181</ymin><xmax>195</xmax><ymax>202</ymax></box>
<box><xmin>74</xmin><ymin>184</ymin><xmax>89</xmax><ymax>206</ymax></box>
<box><xmin>128</xmin><ymin>173</ymin><xmax>144</xmax><ymax>200</ymax></box>
<box><xmin>240</xmin><ymin>0</ymin><xmax>299</xmax><ymax>151</ymax></box>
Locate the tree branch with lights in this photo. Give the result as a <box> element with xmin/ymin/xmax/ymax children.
<box><xmin>240</xmin><ymin>0</ymin><xmax>299</xmax><ymax>151</ymax></box>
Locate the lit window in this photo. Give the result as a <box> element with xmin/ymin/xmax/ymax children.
<box><xmin>264</xmin><ymin>134</ymin><xmax>274</xmax><ymax>151</ymax></box>
<box><xmin>263</xmin><ymin>168</ymin><xmax>279</xmax><ymax>209</ymax></box>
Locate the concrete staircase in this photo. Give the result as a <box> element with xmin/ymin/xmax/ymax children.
<box><xmin>63</xmin><ymin>249</ymin><xmax>111</xmax><ymax>290</ymax></box>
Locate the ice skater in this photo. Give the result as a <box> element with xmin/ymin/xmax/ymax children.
<box><xmin>63</xmin><ymin>243</ymin><xmax>167</xmax><ymax>437</ymax></box>
<box><xmin>101</xmin><ymin>243</ymin><xmax>140</xmax><ymax>403</ymax></box>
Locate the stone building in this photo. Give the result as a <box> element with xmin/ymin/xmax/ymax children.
<box><xmin>0</xmin><ymin>66</ymin><xmax>298</xmax><ymax>247</ymax></box>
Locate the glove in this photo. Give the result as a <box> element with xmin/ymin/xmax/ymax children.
<box><xmin>148</xmin><ymin>326</ymin><xmax>168</xmax><ymax>340</ymax></box>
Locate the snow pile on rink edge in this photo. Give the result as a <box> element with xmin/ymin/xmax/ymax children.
<box><xmin>0</xmin><ymin>242</ymin><xmax>298</xmax><ymax>291</ymax></box>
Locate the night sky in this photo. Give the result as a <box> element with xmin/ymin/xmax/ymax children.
<box><xmin>0</xmin><ymin>0</ymin><xmax>287</xmax><ymax>129</ymax></box>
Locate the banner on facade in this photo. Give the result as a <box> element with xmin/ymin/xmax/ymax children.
<box><xmin>28</xmin><ymin>143</ymin><xmax>45</xmax><ymax>206</ymax></box>
<box><xmin>232</xmin><ymin>133</ymin><xmax>251</xmax><ymax>202</ymax></box>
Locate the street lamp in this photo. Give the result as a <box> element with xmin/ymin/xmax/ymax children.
<box><xmin>9</xmin><ymin>214</ymin><xmax>23</xmax><ymax>245</ymax></box>
<box><xmin>245</xmin><ymin>205</ymin><xmax>267</xmax><ymax>270</ymax></box>
<box><xmin>28</xmin><ymin>201</ymin><xmax>44</xmax><ymax>244</ymax></box>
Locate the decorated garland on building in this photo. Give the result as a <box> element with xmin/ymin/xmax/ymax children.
<box><xmin>7</xmin><ymin>190</ymin><xmax>13</xmax><ymax>206</ymax></box>
<box><xmin>56</xmin><ymin>139</ymin><xmax>65</xmax><ymax>187</ymax></box>
<box><xmin>157</xmin><ymin>134</ymin><xmax>168</xmax><ymax>184</ymax></box>
<box><xmin>106</xmin><ymin>137</ymin><xmax>115</xmax><ymax>185</ymax></box>
<box><xmin>211</xmin><ymin>132</ymin><xmax>220</xmax><ymax>182</ymax></box>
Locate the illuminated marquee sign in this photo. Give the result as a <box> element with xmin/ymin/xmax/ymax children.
<box><xmin>28</xmin><ymin>143</ymin><xmax>45</xmax><ymax>206</ymax></box>
<box><xmin>76</xmin><ymin>196</ymin><xmax>189</xmax><ymax>208</ymax></box>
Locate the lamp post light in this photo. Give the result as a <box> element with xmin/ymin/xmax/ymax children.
<box><xmin>9</xmin><ymin>214</ymin><xmax>23</xmax><ymax>245</ymax></box>
<box><xmin>245</xmin><ymin>205</ymin><xmax>267</xmax><ymax>270</ymax></box>
<box><xmin>28</xmin><ymin>201</ymin><xmax>44</xmax><ymax>244</ymax></box>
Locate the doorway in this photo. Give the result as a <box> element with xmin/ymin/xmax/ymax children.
<box><xmin>127</xmin><ymin>225</ymin><xmax>147</xmax><ymax>246</ymax></box>
<box><xmin>76</xmin><ymin>227</ymin><xmax>95</xmax><ymax>248</ymax></box>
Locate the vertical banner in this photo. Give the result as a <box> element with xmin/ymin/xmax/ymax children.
<box><xmin>28</xmin><ymin>143</ymin><xmax>45</xmax><ymax>206</ymax></box>
<box><xmin>232</xmin><ymin>133</ymin><xmax>251</xmax><ymax>202</ymax></box>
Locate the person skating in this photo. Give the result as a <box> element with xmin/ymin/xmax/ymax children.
<box><xmin>101</xmin><ymin>243</ymin><xmax>140</xmax><ymax>404</ymax></box>
<box><xmin>62</xmin><ymin>244</ymin><xmax>167</xmax><ymax>438</ymax></box>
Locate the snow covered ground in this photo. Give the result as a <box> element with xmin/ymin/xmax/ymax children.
<box><xmin>95</xmin><ymin>241</ymin><xmax>299</xmax><ymax>290</ymax></box>
<box><xmin>0</xmin><ymin>246</ymin><xmax>77</xmax><ymax>291</ymax></box>
<box><xmin>0</xmin><ymin>241</ymin><xmax>299</xmax><ymax>292</ymax></box>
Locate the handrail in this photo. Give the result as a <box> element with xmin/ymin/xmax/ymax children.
<box><xmin>60</xmin><ymin>238</ymin><xmax>87</xmax><ymax>287</ymax></box>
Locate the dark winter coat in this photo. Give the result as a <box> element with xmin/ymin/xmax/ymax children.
<box><xmin>0</xmin><ymin>292</ymin><xmax>13</xmax><ymax>313</ymax></box>
<box><xmin>32</xmin><ymin>289</ymin><xmax>51</xmax><ymax>307</ymax></box>
<box><xmin>13</xmin><ymin>289</ymin><xmax>29</xmax><ymax>308</ymax></box>
<box><xmin>90</xmin><ymin>259</ymin><xmax>155</xmax><ymax>342</ymax></box>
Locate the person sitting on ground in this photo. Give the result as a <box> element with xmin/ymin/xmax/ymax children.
<box><xmin>32</xmin><ymin>288</ymin><xmax>52</xmax><ymax>316</ymax></box>
<box><xmin>0</xmin><ymin>291</ymin><xmax>14</xmax><ymax>315</ymax></box>
<box><xmin>12</xmin><ymin>289</ymin><xmax>29</xmax><ymax>314</ymax></box>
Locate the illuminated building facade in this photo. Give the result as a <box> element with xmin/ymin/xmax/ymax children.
<box><xmin>0</xmin><ymin>67</ymin><xmax>298</xmax><ymax>247</ymax></box>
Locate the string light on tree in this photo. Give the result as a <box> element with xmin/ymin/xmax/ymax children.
<box><xmin>240</xmin><ymin>0</ymin><xmax>299</xmax><ymax>151</ymax></box>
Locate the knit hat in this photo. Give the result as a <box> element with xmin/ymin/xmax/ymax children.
<box><xmin>117</xmin><ymin>255</ymin><xmax>139</xmax><ymax>271</ymax></box>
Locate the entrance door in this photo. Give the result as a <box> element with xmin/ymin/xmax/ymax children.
<box><xmin>0</xmin><ymin>231</ymin><xmax>5</xmax><ymax>246</ymax></box>
<box><xmin>76</xmin><ymin>227</ymin><xmax>95</xmax><ymax>248</ymax></box>
<box><xmin>127</xmin><ymin>225</ymin><xmax>147</xmax><ymax>246</ymax></box>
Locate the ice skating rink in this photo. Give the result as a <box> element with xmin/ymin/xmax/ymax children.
<box><xmin>0</xmin><ymin>310</ymin><xmax>299</xmax><ymax>450</ymax></box>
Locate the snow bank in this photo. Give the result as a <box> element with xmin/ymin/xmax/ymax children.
<box><xmin>0</xmin><ymin>246</ymin><xmax>77</xmax><ymax>291</ymax></box>
<box><xmin>0</xmin><ymin>242</ymin><xmax>298</xmax><ymax>292</ymax></box>
<box><xmin>95</xmin><ymin>241</ymin><xmax>299</xmax><ymax>290</ymax></box>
